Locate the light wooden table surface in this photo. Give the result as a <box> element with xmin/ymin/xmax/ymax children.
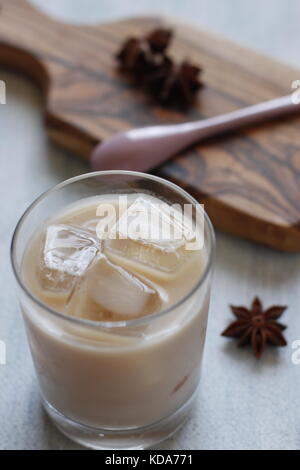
<box><xmin>1</xmin><ymin>0</ymin><xmax>300</xmax><ymax>450</ymax></box>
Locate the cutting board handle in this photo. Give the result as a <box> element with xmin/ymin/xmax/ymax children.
<box><xmin>0</xmin><ymin>0</ymin><xmax>109</xmax><ymax>156</ymax></box>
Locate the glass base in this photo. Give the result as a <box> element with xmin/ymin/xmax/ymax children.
<box><xmin>43</xmin><ymin>389</ymin><xmax>197</xmax><ymax>450</ymax></box>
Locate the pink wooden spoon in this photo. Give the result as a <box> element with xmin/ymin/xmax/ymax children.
<box><xmin>91</xmin><ymin>94</ymin><xmax>300</xmax><ymax>172</ymax></box>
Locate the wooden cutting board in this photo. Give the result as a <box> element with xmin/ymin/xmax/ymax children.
<box><xmin>1</xmin><ymin>0</ymin><xmax>300</xmax><ymax>251</ymax></box>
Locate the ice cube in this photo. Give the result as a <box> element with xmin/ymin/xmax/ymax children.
<box><xmin>67</xmin><ymin>255</ymin><xmax>163</xmax><ymax>320</ymax></box>
<box><xmin>82</xmin><ymin>218</ymin><xmax>100</xmax><ymax>232</ymax></box>
<box><xmin>38</xmin><ymin>224</ymin><xmax>99</xmax><ymax>293</ymax></box>
<box><xmin>105</xmin><ymin>197</ymin><xmax>197</xmax><ymax>278</ymax></box>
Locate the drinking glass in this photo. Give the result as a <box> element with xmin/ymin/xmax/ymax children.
<box><xmin>11</xmin><ymin>171</ymin><xmax>215</xmax><ymax>450</ymax></box>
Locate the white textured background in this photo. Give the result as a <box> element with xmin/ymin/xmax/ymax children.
<box><xmin>1</xmin><ymin>0</ymin><xmax>300</xmax><ymax>450</ymax></box>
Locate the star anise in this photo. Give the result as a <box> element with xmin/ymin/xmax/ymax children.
<box><xmin>221</xmin><ymin>297</ymin><xmax>287</xmax><ymax>359</ymax></box>
<box><xmin>146</xmin><ymin>60</ymin><xmax>202</xmax><ymax>106</ymax></box>
<box><xmin>146</xmin><ymin>28</ymin><xmax>173</xmax><ymax>53</ymax></box>
<box><xmin>116</xmin><ymin>28</ymin><xmax>172</xmax><ymax>76</ymax></box>
<box><xmin>116</xmin><ymin>37</ymin><xmax>153</xmax><ymax>76</ymax></box>
<box><xmin>116</xmin><ymin>28</ymin><xmax>203</xmax><ymax>108</ymax></box>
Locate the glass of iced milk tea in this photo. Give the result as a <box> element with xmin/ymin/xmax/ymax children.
<box><xmin>11</xmin><ymin>171</ymin><xmax>215</xmax><ymax>449</ymax></box>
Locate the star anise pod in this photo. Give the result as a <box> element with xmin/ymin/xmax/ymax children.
<box><xmin>116</xmin><ymin>28</ymin><xmax>203</xmax><ymax>107</ymax></box>
<box><xmin>146</xmin><ymin>59</ymin><xmax>202</xmax><ymax>106</ymax></box>
<box><xmin>116</xmin><ymin>37</ymin><xmax>153</xmax><ymax>76</ymax></box>
<box><xmin>146</xmin><ymin>28</ymin><xmax>173</xmax><ymax>53</ymax></box>
<box><xmin>221</xmin><ymin>297</ymin><xmax>287</xmax><ymax>359</ymax></box>
<box><xmin>116</xmin><ymin>28</ymin><xmax>173</xmax><ymax>77</ymax></box>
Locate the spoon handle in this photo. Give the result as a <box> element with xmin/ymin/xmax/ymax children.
<box><xmin>91</xmin><ymin>94</ymin><xmax>300</xmax><ymax>172</ymax></box>
<box><xmin>184</xmin><ymin>94</ymin><xmax>299</xmax><ymax>139</ymax></box>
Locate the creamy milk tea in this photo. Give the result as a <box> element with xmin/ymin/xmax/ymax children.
<box><xmin>13</xmin><ymin>173</ymin><xmax>214</xmax><ymax>449</ymax></box>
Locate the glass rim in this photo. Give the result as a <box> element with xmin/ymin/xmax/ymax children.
<box><xmin>10</xmin><ymin>170</ymin><xmax>215</xmax><ymax>329</ymax></box>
